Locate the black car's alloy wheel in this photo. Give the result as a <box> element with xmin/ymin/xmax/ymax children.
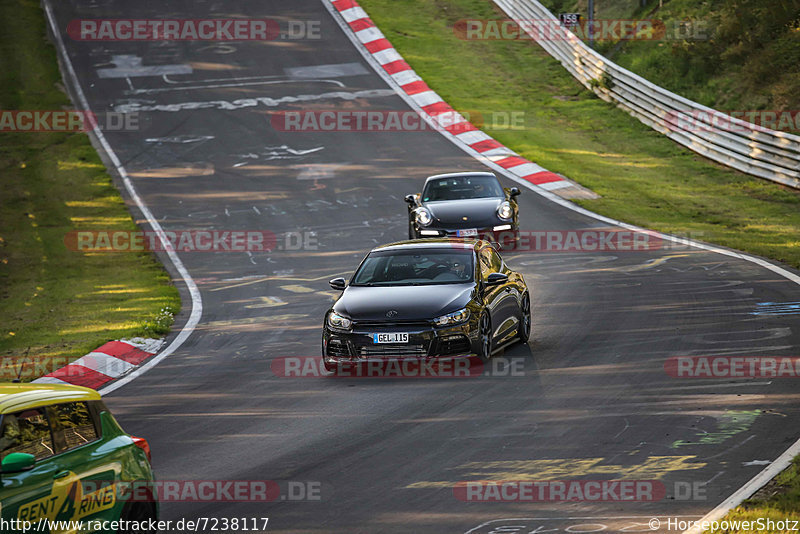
<box><xmin>479</xmin><ymin>313</ymin><xmax>493</xmax><ymax>361</ymax></box>
<box><xmin>519</xmin><ymin>293</ymin><xmax>531</xmax><ymax>342</ymax></box>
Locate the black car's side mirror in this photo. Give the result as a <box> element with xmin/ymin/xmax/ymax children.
<box><xmin>404</xmin><ymin>194</ymin><xmax>417</xmax><ymax>204</ymax></box>
<box><xmin>329</xmin><ymin>278</ymin><xmax>347</xmax><ymax>290</ymax></box>
<box><xmin>510</xmin><ymin>187</ymin><xmax>521</xmax><ymax>197</ymax></box>
<box><xmin>486</xmin><ymin>272</ymin><xmax>508</xmax><ymax>286</ymax></box>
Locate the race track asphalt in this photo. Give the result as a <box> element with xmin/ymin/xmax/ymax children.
<box><xmin>47</xmin><ymin>1</ymin><xmax>800</xmax><ymax>532</ymax></box>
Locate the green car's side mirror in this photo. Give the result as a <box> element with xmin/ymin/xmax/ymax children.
<box><xmin>1</xmin><ymin>452</ymin><xmax>35</xmax><ymax>473</ymax></box>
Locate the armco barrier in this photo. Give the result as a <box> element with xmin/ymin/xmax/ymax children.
<box><xmin>493</xmin><ymin>0</ymin><xmax>800</xmax><ymax>189</ymax></box>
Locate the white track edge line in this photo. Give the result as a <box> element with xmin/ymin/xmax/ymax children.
<box><xmin>42</xmin><ymin>0</ymin><xmax>203</xmax><ymax>396</ymax></box>
<box><xmin>320</xmin><ymin>0</ymin><xmax>800</xmax><ymax>530</ymax></box>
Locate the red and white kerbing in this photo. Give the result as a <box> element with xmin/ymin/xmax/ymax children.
<box><xmin>34</xmin><ymin>338</ymin><xmax>163</xmax><ymax>390</ymax></box>
<box><xmin>330</xmin><ymin>0</ymin><xmax>581</xmax><ymax>195</ymax></box>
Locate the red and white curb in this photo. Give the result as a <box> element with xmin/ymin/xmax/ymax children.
<box><xmin>329</xmin><ymin>0</ymin><xmax>591</xmax><ymax>198</ymax></box>
<box><xmin>34</xmin><ymin>338</ymin><xmax>164</xmax><ymax>390</ymax></box>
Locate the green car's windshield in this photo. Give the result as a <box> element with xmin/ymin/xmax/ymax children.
<box><xmin>422</xmin><ymin>175</ymin><xmax>504</xmax><ymax>201</ymax></box>
<box><xmin>351</xmin><ymin>249</ymin><xmax>474</xmax><ymax>286</ymax></box>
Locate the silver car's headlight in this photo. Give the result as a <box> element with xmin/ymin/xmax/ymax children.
<box><xmin>415</xmin><ymin>208</ymin><xmax>433</xmax><ymax>227</ymax></box>
<box><xmin>433</xmin><ymin>308</ymin><xmax>470</xmax><ymax>326</ymax></box>
<box><xmin>327</xmin><ymin>311</ymin><xmax>352</xmax><ymax>330</ymax></box>
<box><xmin>497</xmin><ymin>201</ymin><xmax>513</xmax><ymax>221</ymax></box>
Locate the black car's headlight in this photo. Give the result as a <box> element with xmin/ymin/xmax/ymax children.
<box><xmin>327</xmin><ymin>311</ymin><xmax>352</xmax><ymax>330</ymax></box>
<box><xmin>415</xmin><ymin>208</ymin><xmax>433</xmax><ymax>227</ymax></box>
<box><xmin>497</xmin><ymin>201</ymin><xmax>513</xmax><ymax>221</ymax></box>
<box><xmin>433</xmin><ymin>308</ymin><xmax>470</xmax><ymax>326</ymax></box>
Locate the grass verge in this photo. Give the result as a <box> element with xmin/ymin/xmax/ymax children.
<box><xmin>716</xmin><ymin>457</ymin><xmax>800</xmax><ymax>533</ymax></box>
<box><xmin>542</xmin><ymin>0</ymin><xmax>800</xmax><ymax>112</ymax></box>
<box><xmin>0</xmin><ymin>0</ymin><xmax>180</xmax><ymax>381</ymax></box>
<box><xmin>358</xmin><ymin>0</ymin><xmax>800</xmax><ymax>269</ymax></box>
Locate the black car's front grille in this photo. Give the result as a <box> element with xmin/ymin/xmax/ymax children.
<box><xmin>357</xmin><ymin>344</ymin><xmax>428</xmax><ymax>359</ymax></box>
<box><xmin>352</xmin><ymin>320</ymin><xmax>432</xmax><ymax>329</ymax></box>
<box><xmin>432</xmin><ymin>335</ymin><xmax>471</xmax><ymax>357</ymax></box>
<box><xmin>326</xmin><ymin>339</ymin><xmax>352</xmax><ymax>358</ymax></box>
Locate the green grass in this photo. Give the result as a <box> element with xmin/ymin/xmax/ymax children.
<box><xmin>543</xmin><ymin>0</ymin><xmax>800</xmax><ymax>112</ymax></box>
<box><xmin>0</xmin><ymin>0</ymin><xmax>180</xmax><ymax>381</ymax></box>
<box><xmin>358</xmin><ymin>0</ymin><xmax>800</xmax><ymax>269</ymax></box>
<box><xmin>715</xmin><ymin>457</ymin><xmax>800</xmax><ymax>533</ymax></box>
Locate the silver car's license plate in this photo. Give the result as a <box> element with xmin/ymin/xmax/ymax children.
<box><xmin>457</xmin><ymin>228</ymin><xmax>478</xmax><ymax>237</ymax></box>
<box><xmin>373</xmin><ymin>333</ymin><xmax>409</xmax><ymax>343</ymax></box>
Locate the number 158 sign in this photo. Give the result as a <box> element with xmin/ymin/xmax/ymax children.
<box><xmin>559</xmin><ymin>13</ymin><xmax>581</xmax><ymax>27</ymax></box>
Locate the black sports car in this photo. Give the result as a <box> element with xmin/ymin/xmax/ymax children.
<box><xmin>405</xmin><ymin>172</ymin><xmax>520</xmax><ymax>245</ymax></box>
<box><xmin>322</xmin><ymin>239</ymin><xmax>530</xmax><ymax>371</ymax></box>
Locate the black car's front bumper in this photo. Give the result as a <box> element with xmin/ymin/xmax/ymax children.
<box><xmin>412</xmin><ymin>225</ymin><xmax>518</xmax><ymax>246</ymax></box>
<box><xmin>322</xmin><ymin>320</ymin><xmax>478</xmax><ymax>367</ymax></box>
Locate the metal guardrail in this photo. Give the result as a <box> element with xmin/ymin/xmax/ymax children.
<box><xmin>493</xmin><ymin>0</ymin><xmax>800</xmax><ymax>189</ymax></box>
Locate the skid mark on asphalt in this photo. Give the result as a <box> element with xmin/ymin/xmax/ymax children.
<box><xmin>407</xmin><ymin>456</ymin><xmax>706</xmax><ymax>489</ymax></box>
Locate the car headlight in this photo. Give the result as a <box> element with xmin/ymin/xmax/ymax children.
<box><xmin>497</xmin><ymin>201</ymin><xmax>513</xmax><ymax>221</ymax></box>
<box><xmin>327</xmin><ymin>311</ymin><xmax>352</xmax><ymax>330</ymax></box>
<box><xmin>415</xmin><ymin>208</ymin><xmax>433</xmax><ymax>227</ymax></box>
<box><xmin>433</xmin><ymin>308</ymin><xmax>470</xmax><ymax>326</ymax></box>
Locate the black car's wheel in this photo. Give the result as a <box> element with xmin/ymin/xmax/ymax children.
<box><xmin>478</xmin><ymin>313</ymin><xmax>493</xmax><ymax>361</ymax></box>
<box><xmin>119</xmin><ymin>501</ymin><xmax>157</xmax><ymax>533</ymax></box>
<box><xmin>518</xmin><ymin>292</ymin><xmax>531</xmax><ymax>343</ymax></box>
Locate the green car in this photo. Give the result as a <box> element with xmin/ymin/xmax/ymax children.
<box><xmin>0</xmin><ymin>383</ymin><xmax>158</xmax><ymax>533</ymax></box>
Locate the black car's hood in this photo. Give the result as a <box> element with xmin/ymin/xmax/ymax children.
<box><xmin>334</xmin><ymin>284</ymin><xmax>474</xmax><ymax>321</ymax></box>
<box><xmin>424</xmin><ymin>198</ymin><xmax>503</xmax><ymax>228</ymax></box>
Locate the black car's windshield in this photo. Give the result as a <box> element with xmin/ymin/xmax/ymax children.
<box><xmin>351</xmin><ymin>249</ymin><xmax>474</xmax><ymax>286</ymax></box>
<box><xmin>422</xmin><ymin>175</ymin><xmax>504</xmax><ymax>202</ymax></box>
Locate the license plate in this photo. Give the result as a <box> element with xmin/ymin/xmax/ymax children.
<box><xmin>373</xmin><ymin>333</ymin><xmax>409</xmax><ymax>344</ymax></box>
<box><xmin>457</xmin><ymin>228</ymin><xmax>478</xmax><ymax>237</ymax></box>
